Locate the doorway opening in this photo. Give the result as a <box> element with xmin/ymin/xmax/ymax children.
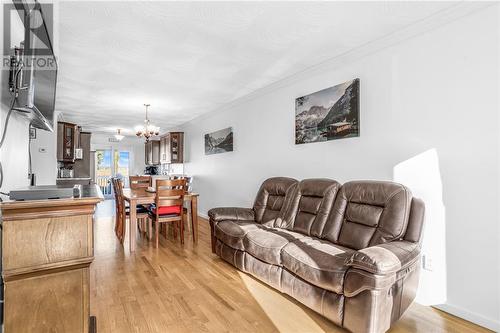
<box><xmin>95</xmin><ymin>149</ymin><xmax>130</xmax><ymax>197</ymax></box>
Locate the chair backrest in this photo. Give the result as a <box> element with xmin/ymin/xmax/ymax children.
<box><xmin>252</xmin><ymin>177</ymin><xmax>298</xmax><ymax>226</ymax></box>
<box><xmin>320</xmin><ymin>180</ymin><xmax>412</xmax><ymax>250</ymax></box>
<box><xmin>111</xmin><ymin>177</ymin><xmax>124</xmax><ymax>208</ymax></box>
<box><xmin>168</xmin><ymin>175</ymin><xmax>193</xmax><ymax>192</ymax></box>
<box><xmin>130</xmin><ymin>175</ymin><xmax>152</xmax><ymax>189</ymax></box>
<box><xmin>155</xmin><ymin>178</ymin><xmax>187</xmax><ymax>212</ymax></box>
<box><xmin>277</xmin><ymin>178</ymin><xmax>341</xmax><ymax>237</ymax></box>
<box><xmin>404</xmin><ymin>197</ymin><xmax>425</xmax><ymax>244</ymax></box>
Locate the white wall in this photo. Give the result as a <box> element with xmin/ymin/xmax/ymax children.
<box><xmin>1</xmin><ymin>9</ymin><xmax>59</xmax><ymax>190</ymax></box>
<box><xmin>180</xmin><ymin>6</ymin><xmax>499</xmax><ymax>331</ymax></box>
<box><xmin>0</xmin><ymin>90</ymin><xmax>59</xmax><ymax>189</ymax></box>
<box><xmin>90</xmin><ymin>133</ymin><xmax>146</xmax><ymax>176</ymax></box>
<box><xmin>0</xmin><ymin>106</ymin><xmax>30</xmax><ymax>191</ymax></box>
<box><xmin>29</xmin><ymin>112</ymin><xmax>60</xmax><ymax>185</ymax></box>
<box><xmin>0</xmin><ymin>10</ymin><xmax>30</xmax><ymax>192</ymax></box>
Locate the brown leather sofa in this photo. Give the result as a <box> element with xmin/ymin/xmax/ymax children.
<box><xmin>208</xmin><ymin>177</ymin><xmax>425</xmax><ymax>333</ymax></box>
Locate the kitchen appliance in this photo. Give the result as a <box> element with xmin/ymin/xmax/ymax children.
<box><xmin>144</xmin><ymin>165</ymin><xmax>159</xmax><ymax>175</ymax></box>
<box><xmin>9</xmin><ymin>185</ymin><xmax>80</xmax><ymax>201</ymax></box>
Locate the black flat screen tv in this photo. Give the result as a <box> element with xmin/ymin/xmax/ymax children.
<box><xmin>12</xmin><ymin>0</ymin><xmax>58</xmax><ymax>132</ymax></box>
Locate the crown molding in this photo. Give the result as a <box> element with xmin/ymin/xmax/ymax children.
<box><xmin>180</xmin><ymin>2</ymin><xmax>495</xmax><ymax>126</ymax></box>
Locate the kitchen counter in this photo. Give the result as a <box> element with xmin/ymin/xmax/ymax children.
<box><xmin>1</xmin><ymin>184</ymin><xmax>103</xmax><ymax>209</ymax></box>
<box><xmin>56</xmin><ymin>177</ymin><xmax>91</xmax><ymax>180</ymax></box>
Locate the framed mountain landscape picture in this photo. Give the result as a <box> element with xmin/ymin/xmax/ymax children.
<box><xmin>295</xmin><ymin>78</ymin><xmax>359</xmax><ymax>144</ymax></box>
<box><xmin>205</xmin><ymin>127</ymin><xmax>234</xmax><ymax>155</ymax></box>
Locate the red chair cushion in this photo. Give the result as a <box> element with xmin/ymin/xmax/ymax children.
<box><xmin>151</xmin><ymin>205</ymin><xmax>181</xmax><ymax>215</ymax></box>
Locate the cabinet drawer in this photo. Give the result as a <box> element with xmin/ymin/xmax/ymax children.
<box><xmin>2</xmin><ymin>214</ymin><xmax>93</xmax><ymax>272</ymax></box>
<box><xmin>4</xmin><ymin>267</ymin><xmax>90</xmax><ymax>333</ymax></box>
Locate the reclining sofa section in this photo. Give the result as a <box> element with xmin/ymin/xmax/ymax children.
<box><xmin>209</xmin><ymin>177</ymin><xmax>425</xmax><ymax>333</ymax></box>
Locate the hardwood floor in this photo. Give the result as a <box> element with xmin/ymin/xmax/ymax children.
<box><xmin>91</xmin><ymin>200</ymin><xmax>491</xmax><ymax>333</ymax></box>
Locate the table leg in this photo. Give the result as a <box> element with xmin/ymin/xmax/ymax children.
<box><xmin>191</xmin><ymin>196</ymin><xmax>198</xmax><ymax>243</ymax></box>
<box><xmin>121</xmin><ymin>200</ymin><xmax>127</xmax><ymax>243</ymax></box>
<box><xmin>129</xmin><ymin>199</ymin><xmax>137</xmax><ymax>252</ymax></box>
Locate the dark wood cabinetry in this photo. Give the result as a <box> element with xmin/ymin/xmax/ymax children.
<box><xmin>57</xmin><ymin>122</ymin><xmax>78</xmax><ymax>162</ymax></box>
<box><xmin>145</xmin><ymin>140</ymin><xmax>160</xmax><ymax>165</ymax></box>
<box><xmin>160</xmin><ymin>132</ymin><xmax>184</xmax><ymax>164</ymax></box>
<box><xmin>72</xmin><ymin>132</ymin><xmax>91</xmax><ymax>177</ymax></box>
<box><xmin>144</xmin><ymin>132</ymin><xmax>183</xmax><ymax>165</ymax></box>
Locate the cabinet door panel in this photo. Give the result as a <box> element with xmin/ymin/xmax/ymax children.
<box><xmin>165</xmin><ymin>134</ymin><xmax>171</xmax><ymax>163</ymax></box>
<box><xmin>152</xmin><ymin>141</ymin><xmax>160</xmax><ymax>165</ymax></box>
<box><xmin>2</xmin><ymin>214</ymin><xmax>93</xmax><ymax>272</ymax></box>
<box><xmin>5</xmin><ymin>267</ymin><xmax>90</xmax><ymax>333</ymax></box>
<box><xmin>159</xmin><ymin>137</ymin><xmax>167</xmax><ymax>163</ymax></box>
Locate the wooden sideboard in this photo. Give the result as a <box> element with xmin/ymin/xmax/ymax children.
<box><xmin>0</xmin><ymin>185</ymin><xmax>103</xmax><ymax>333</ymax></box>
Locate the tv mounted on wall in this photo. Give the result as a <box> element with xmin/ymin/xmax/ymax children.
<box><xmin>10</xmin><ymin>0</ymin><xmax>58</xmax><ymax>132</ymax></box>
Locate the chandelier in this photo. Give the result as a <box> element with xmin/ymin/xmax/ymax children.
<box><xmin>135</xmin><ymin>104</ymin><xmax>159</xmax><ymax>142</ymax></box>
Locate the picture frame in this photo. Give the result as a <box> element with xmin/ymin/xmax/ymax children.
<box><xmin>295</xmin><ymin>78</ymin><xmax>359</xmax><ymax>144</ymax></box>
<box><xmin>204</xmin><ymin>127</ymin><xmax>233</xmax><ymax>155</ymax></box>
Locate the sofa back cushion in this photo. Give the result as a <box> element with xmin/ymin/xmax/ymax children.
<box><xmin>253</xmin><ymin>177</ymin><xmax>298</xmax><ymax>226</ymax></box>
<box><xmin>321</xmin><ymin>181</ymin><xmax>412</xmax><ymax>250</ymax></box>
<box><xmin>404</xmin><ymin>197</ymin><xmax>425</xmax><ymax>244</ymax></box>
<box><xmin>276</xmin><ymin>179</ymin><xmax>341</xmax><ymax>237</ymax></box>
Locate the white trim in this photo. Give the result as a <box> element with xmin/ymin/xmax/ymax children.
<box><xmin>433</xmin><ymin>304</ymin><xmax>499</xmax><ymax>332</ymax></box>
<box><xmin>198</xmin><ymin>212</ymin><xmax>209</xmax><ymax>220</ymax></box>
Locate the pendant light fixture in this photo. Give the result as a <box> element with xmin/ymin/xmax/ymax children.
<box><xmin>114</xmin><ymin>128</ymin><xmax>124</xmax><ymax>141</ymax></box>
<box><xmin>135</xmin><ymin>104</ymin><xmax>160</xmax><ymax>142</ymax></box>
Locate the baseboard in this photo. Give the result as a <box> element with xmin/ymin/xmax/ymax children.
<box><xmin>433</xmin><ymin>303</ymin><xmax>499</xmax><ymax>332</ymax></box>
<box><xmin>198</xmin><ymin>212</ymin><xmax>209</xmax><ymax>220</ymax></box>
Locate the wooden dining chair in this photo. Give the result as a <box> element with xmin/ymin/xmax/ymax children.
<box><xmin>148</xmin><ymin>178</ymin><xmax>187</xmax><ymax>248</ymax></box>
<box><xmin>112</xmin><ymin>177</ymin><xmax>150</xmax><ymax>243</ymax></box>
<box><xmin>111</xmin><ymin>178</ymin><xmax>124</xmax><ymax>240</ymax></box>
<box><xmin>129</xmin><ymin>175</ymin><xmax>152</xmax><ymax>189</ymax></box>
<box><xmin>170</xmin><ymin>175</ymin><xmax>196</xmax><ymax>242</ymax></box>
<box><xmin>129</xmin><ymin>175</ymin><xmax>153</xmax><ymax>231</ymax></box>
<box><xmin>169</xmin><ymin>175</ymin><xmax>196</xmax><ymax>242</ymax></box>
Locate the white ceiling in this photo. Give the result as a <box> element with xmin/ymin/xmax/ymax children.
<box><xmin>55</xmin><ymin>1</ymin><xmax>458</xmax><ymax>136</ymax></box>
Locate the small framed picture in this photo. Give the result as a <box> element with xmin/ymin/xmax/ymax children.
<box><xmin>204</xmin><ymin>127</ymin><xmax>233</xmax><ymax>155</ymax></box>
<box><xmin>29</xmin><ymin>127</ymin><xmax>36</xmax><ymax>139</ymax></box>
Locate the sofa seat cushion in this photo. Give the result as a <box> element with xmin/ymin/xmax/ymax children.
<box><xmin>243</xmin><ymin>228</ymin><xmax>306</xmax><ymax>266</ymax></box>
<box><xmin>214</xmin><ymin>220</ymin><xmax>261</xmax><ymax>251</ymax></box>
<box><xmin>282</xmin><ymin>237</ymin><xmax>355</xmax><ymax>294</ymax></box>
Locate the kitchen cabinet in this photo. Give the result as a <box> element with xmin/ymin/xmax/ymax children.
<box><xmin>57</xmin><ymin>122</ymin><xmax>77</xmax><ymax>162</ymax></box>
<box><xmin>73</xmin><ymin>132</ymin><xmax>91</xmax><ymax>177</ymax></box>
<box><xmin>145</xmin><ymin>140</ymin><xmax>160</xmax><ymax>165</ymax></box>
<box><xmin>160</xmin><ymin>132</ymin><xmax>184</xmax><ymax>164</ymax></box>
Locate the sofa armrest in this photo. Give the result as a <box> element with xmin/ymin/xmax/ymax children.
<box><xmin>208</xmin><ymin>207</ymin><xmax>255</xmax><ymax>222</ymax></box>
<box><xmin>345</xmin><ymin>241</ymin><xmax>420</xmax><ymax>275</ymax></box>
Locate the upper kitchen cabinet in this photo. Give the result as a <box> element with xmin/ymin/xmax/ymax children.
<box><xmin>145</xmin><ymin>140</ymin><xmax>161</xmax><ymax>165</ymax></box>
<box><xmin>57</xmin><ymin>122</ymin><xmax>78</xmax><ymax>162</ymax></box>
<box><xmin>160</xmin><ymin>132</ymin><xmax>184</xmax><ymax>164</ymax></box>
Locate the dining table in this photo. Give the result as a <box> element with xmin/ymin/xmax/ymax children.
<box><xmin>121</xmin><ymin>188</ymin><xmax>199</xmax><ymax>252</ymax></box>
